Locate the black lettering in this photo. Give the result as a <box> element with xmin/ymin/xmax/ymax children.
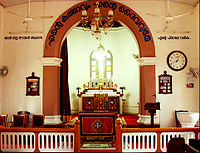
<box><xmin>138</xmin><ymin>23</ymin><xmax>145</xmax><ymax>32</ymax></box>
<box><xmin>109</xmin><ymin>3</ymin><xmax>117</xmax><ymax>11</ymax></box>
<box><xmin>51</xmin><ymin>29</ymin><xmax>57</xmax><ymax>35</ymax></box>
<box><xmin>129</xmin><ymin>13</ymin><xmax>136</xmax><ymax>19</ymax></box>
<box><xmin>124</xmin><ymin>9</ymin><xmax>130</xmax><ymax>16</ymax></box>
<box><xmin>142</xmin><ymin>29</ymin><xmax>149</xmax><ymax>35</ymax></box>
<box><xmin>62</xmin><ymin>15</ymin><xmax>69</xmax><ymax>22</ymax></box>
<box><xmin>144</xmin><ymin>35</ymin><xmax>151</xmax><ymax>42</ymax></box>
<box><xmin>54</xmin><ymin>22</ymin><xmax>63</xmax><ymax>30</ymax></box>
<box><xmin>119</xmin><ymin>6</ymin><xmax>125</xmax><ymax>12</ymax></box>
<box><xmin>133</xmin><ymin>17</ymin><xmax>139</xmax><ymax>23</ymax></box>
<box><xmin>48</xmin><ymin>35</ymin><xmax>55</xmax><ymax>46</ymax></box>
<box><xmin>103</xmin><ymin>2</ymin><xmax>109</xmax><ymax>8</ymax></box>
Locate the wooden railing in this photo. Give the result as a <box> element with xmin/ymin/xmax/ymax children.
<box><xmin>115</xmin><ymin>120</ymin><xmax>199</xmax><ymax>152</ymax></box>
<box><xmin>0</xmin><ymin>121</ymin><xmax>80</xmax><ymax>152</ymax></box>
<box><xmin>0</xmin><ymin>120</ymin><xmax>199</xmax><ymax>152</ymax></box>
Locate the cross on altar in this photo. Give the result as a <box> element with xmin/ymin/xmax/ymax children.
<box><xmin>98</xmin><ymin>82</ymin><xmax>104</xmax><ymax>92</ymax></box>
<box><xmin>95</xmin><ymin>122</ymin><xmax>101</xmax><ymax>129</ymax></box>
<box><xmin>92</xmin><ymin>120</ymin><xmax>103</xmax><ymax>131</ymax></box>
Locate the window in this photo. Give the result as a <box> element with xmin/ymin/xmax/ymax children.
<box><xmin>90</xmin><ymin>44</ymin><xmax>113</xmax><ymax>80</ymax></box>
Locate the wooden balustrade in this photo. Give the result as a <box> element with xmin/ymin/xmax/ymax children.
<box><xmin>0</xmin><ymin>120</ymin><xmax>199</xmax><ymax>152</ymax></box>
<box><xmin>0</xmin><ymin>126</ymin><xmax>77</xmax><ymax>152</ymax></box>
<box><xmin>115</xmin><ymin>123</ymin><xmax>199</xmax><ymax>152</ymax></box>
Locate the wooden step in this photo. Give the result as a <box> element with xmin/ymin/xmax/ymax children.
<box><xmin>80</xmin><ymin>143</ymin><xmax>117</xmax><ymax>152</ymax></box>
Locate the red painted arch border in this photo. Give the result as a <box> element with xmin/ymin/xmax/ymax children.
<box><xmin>43</xmin><ymin>0</ymin><xmax>156</xmax><ymax>116</ymax></box>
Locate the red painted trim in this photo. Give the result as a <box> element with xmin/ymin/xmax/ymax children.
<box><xmin>43</xmin><ymin>0</ymin><xmax>155</xmax><ymax>58</ymax></box>
<box><xmin>140</xmin><ymin>65</ymin><xmax>156</xmax><ymax>115</ymax></box>
<box><xmin>43</xmin><ymin>66</ymin><xmax>60</xmax><ymax>115</ymax></box>
<box><xmin>43</xmin><ymin>0</ymin><xmax>156</xmax><ymax>115</ymax></box>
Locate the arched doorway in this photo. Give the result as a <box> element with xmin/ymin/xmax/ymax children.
<box><xmin>43</xmin><ymin>0</ymin><xmax>156</xmax><ymax>116</ymax></box>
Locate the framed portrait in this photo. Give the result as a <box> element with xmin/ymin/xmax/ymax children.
<box><xmin>26</xmin><ymin>72</ymin><xmax>40</xmax><ymax>96</ymax></box>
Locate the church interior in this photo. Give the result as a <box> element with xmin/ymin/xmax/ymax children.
<box><xmin>0</xmin><ymin>0</ymin><xmax>199</xmax><ymax>152</ymax></box>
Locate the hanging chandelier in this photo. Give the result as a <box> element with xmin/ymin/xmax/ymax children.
<box><xmin>81</xmin><ymin>1</ymin><xmax>114</xmax><ymax>40</ymax></box>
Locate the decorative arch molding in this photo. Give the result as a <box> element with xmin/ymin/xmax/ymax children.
<box><xmin>43</xmin><ymin>0</ymin><xmax>156</xmax><ymax>116</ymax></box>
<box><xmin>44</xmin><ymin>0</ymin><xmax>155</xmax><ymax>57</ymax></box>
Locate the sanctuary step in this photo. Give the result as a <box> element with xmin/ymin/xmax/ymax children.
<box><xmin>80</xmin><ymin>135</ymin><xmax>116</xmax><ymax>152</ymax></box>
<box><xmin>80</xmin><ymin>142</ymin><xmax>116</xmax><ymax>152</ymax></box>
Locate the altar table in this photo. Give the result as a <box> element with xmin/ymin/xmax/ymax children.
<box><xmin>79</xmin><ymin>112</ymin><xmax>116</xmax><ymax>136</ymax></box>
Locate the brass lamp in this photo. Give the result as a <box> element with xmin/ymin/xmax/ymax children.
<box><xmin>81</xmin><ymin>1</ymin><xmax>114</xmax><ymax>40</ymax></box>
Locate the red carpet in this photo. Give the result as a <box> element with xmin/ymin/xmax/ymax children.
<box><xmin>71</xmin><ymin>114</ymin><xmax>140</xmax><ymax>126</ymax></box>
<box><xmin>120</xmin><ymin>114</ymin><xmax>141</xmax><ymax>126</ymax></box>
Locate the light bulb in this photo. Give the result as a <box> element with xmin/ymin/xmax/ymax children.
<box><xmin>94</xmin><ymin>7</ymin><xmax>100</xmax><ymax>14</ymax></box>
<box><xmin>94</xmin><ymin>30</ymin><xmax>101</xmax><ymax>40</ymax></box>
<box><xmin>108</xmin><ymin>9</ymin><xmax>113</xmax><ymax>16</ymax></box>
<box><xmin>82</xmin><ymin>9</ymin><xmax>87</xmax><ymax>16</ymax></box>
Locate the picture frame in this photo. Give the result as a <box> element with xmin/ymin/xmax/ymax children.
<box><xmin>26</xmin><ymin>72</ymin><xmax>40</xmax><ymax>96</ymax></box>
<box><xmin>159</xmin><ymin>71</ymin><xmax>172</xmax><ymax>94</ymax></box>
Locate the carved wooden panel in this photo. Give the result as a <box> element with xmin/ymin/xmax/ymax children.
<box><xmin>83</xmin><ymin>97</ymin><xmax>95</xmax><ymax>111</ymax></box>
<box><xmin>82</xmin><ymin>95</ymin><xmax>119</xmax><ymax>114</ymax></box>
<box><xmin>108</xmin><ymin>97</ymin><xmax>119</xmax><ymax>112</ymax></box>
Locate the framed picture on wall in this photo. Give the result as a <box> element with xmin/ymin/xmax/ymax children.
<box><xmin>26</xmin><ymin>72</ymin><xmax>40</xmax><ymax>96</ymax></box>
<box><xmin>159</xmin><ymin>71</ymin><xmax>172</xmax><ymax>94</ymax></box>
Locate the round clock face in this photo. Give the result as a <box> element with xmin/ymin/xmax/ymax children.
<box><xmin>167</xmin><ymin>50</ymin><xmax>187</xmax><ymax>71</ymax></box>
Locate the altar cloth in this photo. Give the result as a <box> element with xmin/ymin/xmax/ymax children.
<box><xmin>79</xmin><ymin>112</ymin><xmax>116</xmax><ymax>136</ymax></box>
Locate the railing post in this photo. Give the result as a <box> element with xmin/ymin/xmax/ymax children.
<box><xmin>116</xmin><ymin>120</ymin><xmax>122</xmax><ymax>152</ymax></box>
<box><xmin>34</xmin><ymin>131</ymin><xmax>40</xmax><ymax>152</ymax></box>
<box><xmin>194</xmin><ymin>128</ymin><xmax>199</xmax><ymax>139</ymax></box>
<box><xmin>156</xmin><ymin>131</ymin><xmax>162</xmax><ymax>152</ymax></box>
<box><xmin>75</xmin><ymin>120</ymin><xmax>80</xmax><ymax>152</ymax></box>
<box><xmin>0</xmin><ymin>131</ymin><xmax>1</xmax><ymax>153</ymax></box>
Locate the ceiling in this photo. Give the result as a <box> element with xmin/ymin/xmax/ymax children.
<box><xmin>0</xmin><ymin>0</ymin><xmax>199</xmax><ymax>8</ymax></box>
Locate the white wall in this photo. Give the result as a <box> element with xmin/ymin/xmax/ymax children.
<box><xmin>121</xmin><ymin>0</ymin><xmax>199</xmax><ymax>127</ymax></box>
<box><xmin>2</xmin><ymin>1</ymin><xmax>81</xmax><ymax>118</ymax></box>
<box><xmin>0</xmin><ymin>5</ymin><xmax>4</xmax><ymax>114</ymax></box>
<box><xmin>67</xmin><ymin>28</ymin><xmax>139</xmax><ymax>114</ymax></box>
<box><xmin>1</xmin><ymin>0</ymin><xmax>199</xmax><ymax>127</ymax></box>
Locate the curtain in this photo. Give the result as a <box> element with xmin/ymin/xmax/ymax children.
<box><xmin>60</xmin><ymin>38</ymin><xmax>71</xmax><ymax>116</ymax></box>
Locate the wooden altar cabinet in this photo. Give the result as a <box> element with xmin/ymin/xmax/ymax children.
<box><xmin>78</xmin><ymin>89</ymin><xmax>122</xmax><ymax>114</ymax></box>
<box><xmin>79</xmin><ymin>112</ymin><xmax>116</xmax><ymax>136</ymax></box>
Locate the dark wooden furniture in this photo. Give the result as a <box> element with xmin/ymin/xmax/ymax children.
<box><xmin>189</xmin><ymin>139</ymin><xmax>200</xmax><ymax>152</ymax></box>
<box><xmin>32</xmin><ymin>115</ymin><xmax>44</xmax><ymax>127</ymax></box>
<box><xmin>82</xmin><ymin>95</ymin><xmax>120</xmax><ymax>113</ymax></box>
<box><xmin>167</xmin><ymin>137</ymin><xmax>200</xmax><ymax>153</ymax></box>
<box><xmin>11</xmin><ymin>115</ymin><xmax>25</xmax><ymax>127</ymax></box>
<box><xmin>167</xmin><ymin>138</ymin><xmax>185</xmax><ymax>153</ymax></box>
<box><xmin>79</xmin><ymin>112</ymin><xmax>116</xmax><ymax>136</ymax></box>
<box><xmin>44</xmin><ymin>123</ymin><xmax>66</xmax><ymax>128</ymax></box>
<box><xmin>0</xmin><ymin>114</ymin><xmax>8</xmax><ymax>127</ymax></box>
<box><xmin>144</xmin><ymin>102</ymin><xmax>160</xmax><ymax>127</ymax></box>
<box><xmin>17</xmin><ymin>111</ymin><xmax>30</xmax><ymax>127</ymax></box>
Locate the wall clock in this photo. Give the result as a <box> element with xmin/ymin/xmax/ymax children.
<box><xmin>167</xmin><ymin>50</ymin><xmax>187</xmax><ymax>71</ymax></box>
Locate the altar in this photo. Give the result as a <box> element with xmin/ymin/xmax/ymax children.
<box><xmin>78</xmin><ymin>89</ymin><xmax>123</xmax><ymax>114</ymax></box>
<box><xmin>79</xmin><ymin>112</ymin><xmax>116</xmax><ymax>136</ymax></box>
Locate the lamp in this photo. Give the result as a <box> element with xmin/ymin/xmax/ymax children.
<box><xmin>81</xmin><ymin>1</ymin><xmax>114</xmax><ymax>40</ymax></box>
